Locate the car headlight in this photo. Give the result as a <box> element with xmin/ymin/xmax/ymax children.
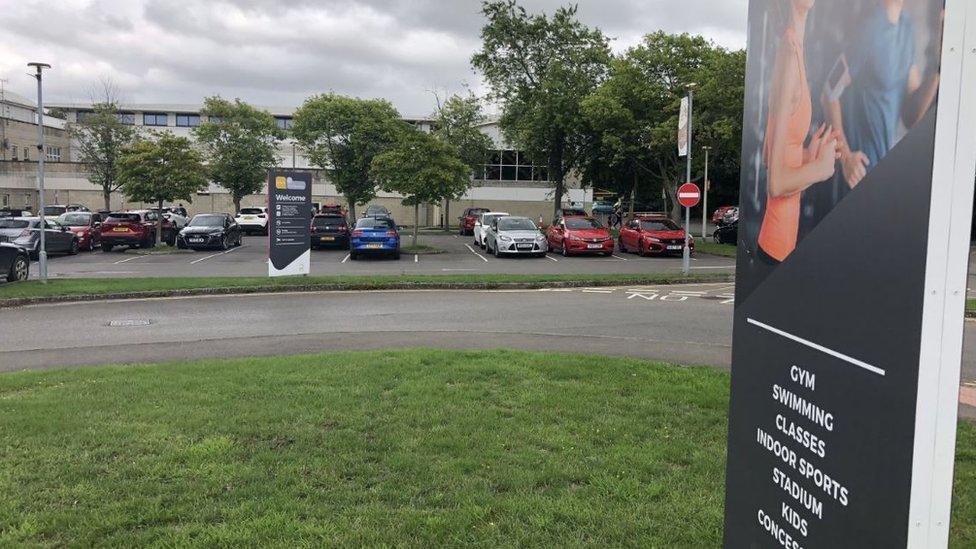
<box><xmin>536</xmin><ymin>235</ymin><xmax>546</xmax><ymax>241</ymax></box>
<box><xmin>499</xmin><ymin>235</ymin><xmax>513</xmax><ymax>242</ymax></box>
<box><xmin>646</xmin><ymin>237</ymin><xmax>661</xmax><ymax>243</ymax></box>
<box><xmin>569</xmin><ymin>235</ymin><xmax>583</xmax><ymax>241</ymax></box>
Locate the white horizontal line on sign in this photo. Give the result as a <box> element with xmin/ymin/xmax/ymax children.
<box><xmin>678</xmin><ymin>193</ymin><xmax>699</xmax><ymax>198</ymax></box>
<box><xmin>747</xmin><ymin>318</ymin><xmax>886</xmax><ymax>377</ymax></box>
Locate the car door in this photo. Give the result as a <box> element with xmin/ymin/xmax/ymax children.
<box><xmin>546</xmin><ymin>217</ymin><xmax>563</xmax><ymax>248</ymax></box>
<box><xmin>45</xmin><ymin>220</ymin><xmax>70</xmax><ymax>252</ymax></box>
<box><xmin>620</xmin><ymin>219</ymin><xmax>637</xmax><ymax>249</ymax></box>
<box><xmin>228</xmin><ymin>216</ymin><xmax>240</xmax><ymax>242</ymax></box>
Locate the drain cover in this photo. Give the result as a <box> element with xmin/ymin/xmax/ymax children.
<box><xmin>108</xmin><ymin>319</ymin><xmax>152</xmax><ymax>327</ymax></box>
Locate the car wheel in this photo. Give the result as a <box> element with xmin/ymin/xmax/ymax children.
<box><xmin>221</xmin><ymin>236</ymin><xmax>230</xmax><ymax>251</ymax></box>
<box><xmin>7</xmin><ymin>254</ymin><xmax>29</xmax><ymax>282</ymax></box>
<box><xmin>618</xmin><ymin>237</ymin><xmax>627</xmax><ymax>253</ymax></box>
<box><xmin>236</xmin><ymin>234</ymin><xmax>243</xmax><ymax>247</ymax></box>
<box><xmin>101</xmin><ymin>243</ymin><xmax>114</xmax><ymax>253</ymax></box>
<box><xmin>393</xmin><ymin>250</ymin><xmax>401</xmax><ymax>260</ymax></box>
<box><xmin>494</xmin><ymin>243</ymin><xmax>502</xmax><ymax>258</ymax></box>
<box><xmin>561</xmin><ymin>240</ymin><xmax>569</xmax><ymax>257</ymax></box>
<box><xmin>68</xmin><ymin>239</ymin><xmax>79</xmax><ymax>255</ymax></box>
<box><xmin>350</xmin><ymin>252</ymin><xmax>358</xmax><ymax>260</ymax></box>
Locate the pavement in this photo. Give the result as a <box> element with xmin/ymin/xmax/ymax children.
<box><xmin>32</xmin><ymin>233</ymin><xmax>736</xmax><ymax>279</ymax></box>
<box><xmin>1</xmin><ymin>283</ymin><xmax>972</xmax><ymax>418</ymax></box>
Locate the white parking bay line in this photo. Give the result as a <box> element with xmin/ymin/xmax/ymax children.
<box><xmin>341</xmin><ymin>254</ymin><xmax>350</xmax><ymax>264</ymax></box>
<box><xmin>611</xmin><ymin>254</ymin><xmax>628</xmax><ymax>261</ymax></box>
<box><xmin>465</xmin><ymin>244</ymin><xmax>489</xmax><ymax>262</ymax></box>
<box><xmin>414</xmin><ymin>254</ymin><xmax>419</xmax><ymax>263</ymax></box>
<box><xmin>189</xmin><ymin>246</ymin><xmax>241</xmax><ymax>265</ymax></box>
<box><xmin>113</xmin><ymin>255</ymin><xmax>147</xmax><ymax>265</ymax></box>
<box><xmin>545</xmin><ymin>254</ymin><xmax>559</xmax><ymax>262</ymax></box>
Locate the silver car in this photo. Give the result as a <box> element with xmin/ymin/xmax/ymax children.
<box><xmin>484</xmin><ymin>216</ymin><xmax>548</xmax><ymax>257</ymax></box>
<box><xmin>474</xmin><ymin>211</ymin><xmax>509</xmax><ymax>249</ymax></box>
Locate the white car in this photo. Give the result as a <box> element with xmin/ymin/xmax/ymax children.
<box><xmin>235</xmin><ymin>207</ymin><xmax>269</xmax><ymax>235</ymax></box>
<box><xmin>474</xmin><ymin>211</ymin><xmax>509</xmax><ymax>249</ymax></box>
<box><xmin>161</xmin><ymin>211</ymin><xmax>188</xmax><ymax>229</ymax></box>
<box><xmin>484</xmin><ymin>216</ymin><xmax>548</xmax><ymax>258</ymax></box>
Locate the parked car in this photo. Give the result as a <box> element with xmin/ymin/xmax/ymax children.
<box><xmin>721</xmin><ymin>207</ymin><xmax>740</xmax><ymax>226</ymax></box>
<box><xmin>0</xmin><ymin>208</ymin><xmax>33</xmax><ymax>218</ymax></box>
<box><xmin>618</xmin><ymin>215</ymin><xmax>694</xmax><ymax>256</ymax></box>
<box><xmin>0</xmin><ymin>217</ymin><xmax>79</xmax><ymax>257</ymax></box>
<box><xmin>311</xmin><ymin>213</ymin><xmax>350</xmax><ymax>249</ymax></box>
<box><xmin>153</xmin><ymin>208</ymin><xmax>188</xmax><ymax>230</ymax></box>
<box><xmin>100</xmin><ymin>210</ymin><xmax>161</xmax><ymax>251</ymax></box>
<box><xmin>459</xmin><ymin>207</ymin><xmax>490</xmax><ymax>236</ymax></box>
<box><xmin>592</xmin><ymin>201</ymin><xmax>618</xmax><ymax>215</ymax></box>
<box><xmin>363</xmin><ymin>205</ymin><xmax>392</xmax><ymax>220</ymax></box>
<box><xmin>56</xmin><ymin>211</ymin><xmax>103</xmax><ymax>251</ymax></box>
<box><xmin>177</xmin><ymin>213</ymin><xmax>242</xmax><ymax>251</ymax></box>
<box><xmin>713</xmin><ymin>219</ymin><xmax>738</xmax><ymax>245</ymax></box>
<box><xmin>545</xmin><ymin>216</ymin><xmax>614</xmax><ymax>257</ymax></box>
<box><xmin>474</xmin><ymin>211</ymin><xmax>510</xmax><ymax>249</ymax></box>
<box><xmin>43</xmin><ymin>204</ymin><xmax>90</xmax><ymax>219</ymax></box>
<box><xmin>350</xmin><ymin>216</ymin><xmax>400</xmax><ymax>260</ymax></box>
<box><xmin>0</xmin><ymin>242</ymin><xmax>29</xmax><ymax>282</ymax></box>
<box><xmin>484</xmin><ymin>216</ymin><xmax>548</xmax><ymax>258</ymax></box>
<box><xmin>235</xmin><ymin>207</ymin><xmax>269</xmax><ymax>235</ymax></box>
<box><xmin>712</xmin><ymin>205</ymin><xmax>736</xmax><ymax>226</ymax></box>
<box><xmin>319</xmin><ymin>203</ymin><xmax>346</xmax><ymax>217</ymax></box>
<box><xmin>558</xmin><ymin>207</ymin><xmax>589</xmax><ymax>218</ymax></box>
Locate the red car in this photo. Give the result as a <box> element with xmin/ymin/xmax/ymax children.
<box><xmin>56</xmin><ymin>211</ymin><xmax>103</xmax><ymax>251</ymax></box>
<box><xmin>545</xmin><ymin>216</ymin><xmax>614</xmax><ymax>256</ymax></box>
<box><xmin>100</xmin><ymin>210</ymin><xmax>172</xmax><ymax>251</ymax></box>
<box><xmin>459</xmin><ymin>207</ymin><xmax>490</xmax><ymax>236</ymax></box>
<box><xmin>712</xmin><ymin>205</ymin><xmax>735</xmax><ymax>225</ymax></box>
<box><xmin>618</xmin><ymin>215</ymin><xmax>694</xmax><ymax>256</ymax></box>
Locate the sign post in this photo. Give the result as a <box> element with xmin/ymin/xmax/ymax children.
<box><xmin>268</xmin><ymin>170</ymin><xmax>312</xmax><ymax>277</ymax></box>
<box><xmin>677</xmin><ymin>182</ymin><xmax>700</xmax><ymax>275</ymax></box>
<box><xmin>723</xmin><ymin>1</ymin><xmax>975</xmax><ymax>548</ymax></box>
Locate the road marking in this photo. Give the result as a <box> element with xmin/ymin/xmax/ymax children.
<box><xmin>582</xmin><ymin>288</ymin><xmax>614</xmax><ymax>294</ymax></box>
<box><xmin>453</xmin><ymin>235</ymin><xmax>459</xmax><ymax>238</ymax></box>
<box><xmin>545</xmin><ymin>254</ymin><xmax>559</xmax><ymax>262</ymax></box>
<box><xmin>441</xmin><ymin>268</ymin><xmax>477</xmax><ymax>272</ymax></box>
<box><xmin>341</xmin><ymin>254</ymin><xmax>350</xmax><ymax>263</ymax></box>
<box><xmin>189</xmin><ymin>246</ymin><xmax>241</xmax><ymax>265</ymax></box>
<box><xmin>692</xmin><ymin>265</ymin><xmax>736</xmax><ymax>270</ymax></box>
<box><xmin>113</xmin><ymin>255</ymin><xmax>146</xmax><ymax>264</ymax></box>
<box><xmin>414</xmin><ymin>254</ymin><xmax>419</xmax><ymax>263</ymax></box>
<box><xmin>465</xmin><ymin>244</ymin><xmax>489</xmax><ymax>262</ymax></box>
<box><xmin>611</xmin><ymin>254</ymin><xmax>628</xmax><ymax>261</ymax></box>
<box><xmin>747</xmin><ymin>318</ymin><xmax>886</xmax><ymax>377</ymax></box>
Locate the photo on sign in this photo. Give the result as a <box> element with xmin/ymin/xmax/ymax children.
<box><xmin>736</xmin><ymin>0</ymin><xmax>944</xmax><ymax>300</ymax></box>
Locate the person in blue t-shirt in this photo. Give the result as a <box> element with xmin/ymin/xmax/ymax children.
<box><xmin>823</xmin><ymin>0</ymin><xmax>941</xmax><ymax>189</ymax></box>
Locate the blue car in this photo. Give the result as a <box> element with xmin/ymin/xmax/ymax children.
<box><xmin>350</xmin><ymin>216</ymin><xmax>400</xmax><ymax>260</ymax></box>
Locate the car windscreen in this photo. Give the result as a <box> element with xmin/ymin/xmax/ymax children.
<box><xmin>0</xmin><ymin>220</ymin><xmax>30</xmax><ymax>229</ymax></box>
<box><xmin>59</xmin><ymin>213</ymin><xmax>92</xmax><ymax>227</ymax></box>
<box><xmin>497</xmin><ymin>218</ymin><xmax>537</xmax><ymax>231</ymax></box>
<box><xmin>355</xmin><ymin>218</ymin><xmax>394</xmax><ymax>230</ymax></box>
<box><xmin>240</xmin><ymin>208</ymin><xmax>264</xmax><ymax>215</ymax></box>
<box><xmin>562</xmin><ymin>209</ymin><xmax>587</xmax><ymax>217</ymax></box>
<box><xmin>313</xmin><ymin>216</ymin><xmax>346</xmax><ymax>227</ymax></box>
<box><xmin>465</xmin><ymin>209</ymin><xmax>489</xmax><ymax>217</ymax></box>
<box><xmin>565</xmin><ymin>218</ymin><xmax>603</xmax><ymax>229</ymax></box>
<box><xmin>639</xmin><ymin>220</ymin><xmax>679</xmax><ymax>231</ymax></box>
<box><xmin>43</xmin><ymin>206</ymin><xmax>66</xmax><ymax>216</ymax></box>
<box><xmin>365</xmin><ymin>206</ymin><xmax>388</xmax><ymax>214</ymax></box>
<box><xmin>188</xmin><ymin>215</ymin><xmax>225</xmax><ymax>227</ymax></box>
<box><xmin>106</xmin><ymin>213</ymin><xmax>142</xmax><ymax>223</ymax></box>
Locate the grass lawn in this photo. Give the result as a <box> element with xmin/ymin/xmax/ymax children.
<box><xmin>0</xmin><ymin>272</ymin><xmax>732</xmax><ymax>302</ymax></box>
<box><xmin>695</xmin><ymin>241</ymin><xmax>738</xmax><ymax>258</ymax></box>
<box><xmin>967</xmin><ymin>299</ymin><xmax>975</xmax><ymax>314</ymax></box>
<box><xmin>400</xmin><ymin>243</ymin><xmax>447</xmax><ymax>255</ymax></box>
<box><xmin>0</xmin><ymin>350</ymin><xmax>972</xmax><ymax>546</ymax></box>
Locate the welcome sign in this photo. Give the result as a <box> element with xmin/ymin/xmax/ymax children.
<box><xmin>268</xmin><ymin>170</ymin><xmax>312</xmax><ymax>277</ymax></box>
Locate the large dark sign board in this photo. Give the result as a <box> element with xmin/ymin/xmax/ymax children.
<box><xmin>268</xmin><ymin>170</ymin><xmax>312</xmax><ymax>277</ymax></box>
<box><xmin>724</xmin><ymin>1</ymin><xmax>975</xmax><ymax>547</ymax></box>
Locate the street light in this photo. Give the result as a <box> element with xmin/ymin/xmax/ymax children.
<box><xmin>702</xmin><ymin>145</ymin><xmax>712</xmax><ymax>238</ymax></box>
<box><xmin>682</xmin><ymin>82</ymin><xmax>697</xmax><ymax>276</ymax></box>
<box><xmin>28</xmin><ymin>62</ymin><xmax>51</xmax><ymax>283</ymax></box>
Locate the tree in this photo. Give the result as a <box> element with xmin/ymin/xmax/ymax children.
<box><xmin>292</xmin><ymin>94</ymin><xmax>404</xmax><ymax>221</ymax></box>
<box><xmin>432</xmin><ymin>92</ymin><xmax>493</xmax><ymax>228</ymax></box>
<box><xmin>117</xmin><ymin>134</ymin><xmax>208</xmax><ymax>244</ymax></box>
<box><xmin>195</xmin><ymin>97</ymin><xmax>283</xmax><ymax>214</ymax></box>
<box><xmin>371</xmin><ymin>130</ymin><xmax>472</xmax><ymax>247</ymax></box>
<box><xmin>70</xmin><ymin>83</ymin><xmax>137</xmax><ymax>211</ymax></box>
<box><xmin>472</xmin><ymin>0</ymin><xmax>611</xmax><ymax>221</ymax></box>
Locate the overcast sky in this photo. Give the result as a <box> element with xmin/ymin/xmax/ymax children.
<box><xmin>0</xmin><ymin>0</ymin><xmax>748</xmax><ymax>116</ymax></box>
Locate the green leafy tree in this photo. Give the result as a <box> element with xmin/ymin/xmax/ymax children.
<box><xmin>292</xmin><ymin>94</ymin><xmax>404</xmax><ymax>221</ymax></box>
<box><xmin>432</xmin><ymin>92</ymin><xmax>493</xmax><ymax>228</ymax></box>
<box><xmin>473</xmin><ymin>0</ymin><xmax>611</xmax><ymax>221</ymax></box>
<box><xmin>195</xmin><ymin>97</ymin><xmax>283</xmax><ymax>214</ymax></box>
<box><xmin>117</xmin><ymin>134</ymin><xmax>208</xmax><ymax>244</ymax></box>
<box><xmin>70</xmin><ymin>102</ymin><xmax>137</xmax><ymax>211</ymax></box>
<box><xmin>371</xmin><ymin>130</ymin><xmax>472</xmax><ymax>247</ymax></box>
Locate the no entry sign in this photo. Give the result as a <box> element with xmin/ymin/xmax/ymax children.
<box><xmin>677</xmin><ymin>183</ymin><xmax>701</xmax><ymax>208</ymax></box>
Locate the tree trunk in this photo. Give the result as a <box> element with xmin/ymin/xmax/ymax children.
<box><xmin>551</xmin><ymin>140</ymin><xmax>566</xmax><ymax>223</ymax></box>
<box><xmin>628</xmin><ymin>171</ymin><xmax>637</xmax><ymax>223</ymax></box>
<box><xmin>413</xmin><ymin>203</ymin><xmax>419</xmax><ymax>247</ymax></box>
<box><xmin>103</xmin><ymin>187</ymin><xmax>112</xmax><ymax>212</ymax></box>
<box><xmin>347</xmin><ymin>197</ymin><xmax>357</xmax><ymax>225</ymax></box>
<box><xmin>233</xmin><ymin>196</ymin><xmax>241</xmax><ymax>215</ymax></box>
<box><xmin>156</xmin><ymin>198</ymin><xmax>164</xmax><ymax>245</ymax></box>
<box><xmin>443</xmin><ymin>199</ymin><xmax>450</xmax><ymax>231</ymax></box>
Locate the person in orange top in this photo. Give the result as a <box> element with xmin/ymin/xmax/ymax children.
<box><xmin>758</xmin><ymin>0</ymin><xmax>839</xmax><ymax>263</ymax></box>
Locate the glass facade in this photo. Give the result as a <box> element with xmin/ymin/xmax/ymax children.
<box><xmin>143</xmin><ymin>113</ymin><xmax>168</xmax><ymax>126</ymax></box>
<box><xmin>479</xmin><ymin>150</ymin><xmax>548</xmax><ymax>182</ymax></box>
<box><xmin>176</xmin><ymin>114</ymin><xmax>201</xmax><ymax>127</ymax></box>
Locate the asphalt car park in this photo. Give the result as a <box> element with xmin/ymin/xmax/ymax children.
<box><xmin>27</xmin><ymin>232</ymin><xmax>736</xmax><ymax>279</ymax></box>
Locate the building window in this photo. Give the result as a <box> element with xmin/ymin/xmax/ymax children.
<box><xmin>11</xmin><ymin>145</ymin><xmax>17</xmax><ymax>160</ymax></box>
<box><xmin>275</xmin><ymin>117</ymin><xmax>293</xmax><ymax>130</ymax></box>
<box><xmin>45</xmin><ymin>146</ymin><xmax>61</xmax><ymax>162</ymax></box>
<box><xmin>117</xmin><ymin>113</ymin><xmax>135</xmax><ymax>125</ymax></box>
<box><xmin>480</xmin><ymin>150</ymin><xmax>548</xmax><ymax>182</ymax></box>
<box><xmin>22</xmin><ymin>147</ymin><xmax>28</xmax><ymax>161</ymax></box>
<box><xmin>2</xmin><ymin>194</ymin><xmax>8</xmax><ymax>207</ymax></box>
<box><xmin>176</xmin><ymin>114</ymin><xmax>201</xmax><ymax>127</ymax></box>
<box><xmin>143</xmin><ymin>113</ymin><xmax>168</xmax><ymax>126</ymax></box>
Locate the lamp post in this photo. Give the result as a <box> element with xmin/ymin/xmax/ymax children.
<box><xmin>28</xmin><ymin>62</ymin><xmax>51</xmax><ymax>283</ymax></box>
<box><xmin>682</xmin><ymin>82</ymin><xmax>697</xmax><ymax>276</ymax></box>
<box><xmin>702</xmin><ymin>145</ymin><xmax>712</xmax><ymax>238</ymax></box>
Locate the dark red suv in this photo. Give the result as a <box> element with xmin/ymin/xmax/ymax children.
<box><xmin>100</xmin><ymin>210</ymin><xmax>172</xmax><ymax>251</ymax></box>
<box><xmin>458</xmin><ymin>207</ymin><xmax>490</xmax><ymax>236</ymax></box>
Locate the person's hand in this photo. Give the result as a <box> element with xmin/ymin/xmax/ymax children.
<box><xmin>812</xmin><ymin>127</ymin><xmax>838</xmax><ymax>181</ymax></box>
<box><xmin>841</xmin><ymin>150</ymin><xmax>870</xmax><ymax>188</ymax></box>
<box><xmin>804</xmin><ymin>123</ymin><xmax>828</xmax><ymax>164</ymax></box>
